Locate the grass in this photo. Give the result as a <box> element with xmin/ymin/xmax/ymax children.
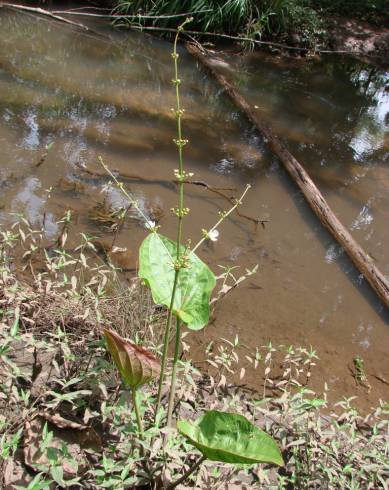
<box><xmin>0</xmin><ymin>219</ymin><xmax>388</xmax><ymax>488</ymax></box>
<box><xmin>114</xmin><ymin>0</ymin><xmax>324</xmax><ymax>48</ymax></box>
<box><xmin>113</xmin><ymin>0</ymin><xmax>388</xmax><ymax>49</ymax></box>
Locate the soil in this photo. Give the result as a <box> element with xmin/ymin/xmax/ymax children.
<box><xmin>326</xmin><ymin>16</ymin><xmax>389</xmax><ymax>65</ymax></box>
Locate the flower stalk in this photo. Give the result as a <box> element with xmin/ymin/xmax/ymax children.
<box><xmin>154</xmin><ymin>269</ymin><xmax>180</xmax><ymax>417</ymax></box>
<box><xmin>166</xmin><ymin>316</ymin><xmax>181</xmax><ymax>427</ymax></box>
<box><xmin>192</xmin><ymin>184</ymin><xmax>251</xmax><ymax>253</ymax></box>
<box><xmin>100</xmin><ymin>19</ymin><xmax>252</xmax><ymax>438</ymax></box>
<box><xmin>154</xmin><ymin>18</ymin><xmax>192</xmax><ymax>422</ymax></box>
<box><xmin>131</xmin><ymin>386</ymin><xmax>143</xmax><ymax>436</ymax></box>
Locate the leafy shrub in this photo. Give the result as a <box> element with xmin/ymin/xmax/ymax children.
<box><xmin>264</xmin><ymin>0</ymin><xmax>324</xmax><ymax>46</ymax></box>
<box><xmin>114</xmin><ymin>0</ymin><xmax>386</xmax><ymax>48</ymax></box>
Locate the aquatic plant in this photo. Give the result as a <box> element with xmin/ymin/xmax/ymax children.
<box><xmin>1</xmin><ymin>10</ymin><xmax>387</xmax><ymax>490</ymax></box>
<box><xmin>99</xmin><ymin>19</ymin><xmax>283</xmax><ymax>486</ymax></box>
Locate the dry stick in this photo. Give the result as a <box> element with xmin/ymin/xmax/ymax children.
<box><xmin>123</xmin><ymin>21</ymin><xmax>384</xmax><ymax>59</ymax></box>
<box><xmin>52</xmin><ymin>10</ymin><xmax>212</xmax><ymax>20</ymax></box>
<box><xmin>0</xmin><ymin>3</ymin><xmax>90</xmax><ymax>31</ymax></box>
<box><xmin>186</xmin><ymin>42</ymin><xmax>389</xmax><ymax>310</ymax></box>
<box><xmin>166</xmin><ymin>455</ymin><xmax>207</xmax><ymax>490</ymax></box>
<box><xmin>112</xmin><ymin>23</ymin><xmax>357</xmax><ymax>56</ymax></box>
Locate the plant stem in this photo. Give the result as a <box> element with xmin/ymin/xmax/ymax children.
<box><xmin>154</xmin><ymin>270</ymin><xmax>179</xmax><ymax>419</ymax></box>
<box><xmin>154</xmin><ymin>20</ymin><xmax>190</xmax><ymax>424</ymax></box>
<box><xmin>192</xmin><ymin>184</ymin><xmax>251</xmax><ymax>253</ymax></box>
<box><xmin>131</xmin><ymin>387</ymin><xmax>145</xmax><ymax>458</ymax></box>
<box><xmin>131</xmin><ymin>386</ymin><xmax>143</xmax><ymax>437</ymax></box>
<box><xmin>167</xmin><ymin>455</ymin><xmax>206</xmax><ymax>489</ymax></box>
<box><xmin>166</xmin><ymin>317</ymin><xmax>181</xmax><ymax>427</ymax></box>
<box><xmin>173</xmin><ymin>27</ymin><xmax>185</xmax><ymax>253</ymax></box>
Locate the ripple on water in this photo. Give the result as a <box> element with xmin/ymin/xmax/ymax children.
<box><xmin>351</xmin><ymin>203</ymin><xmax>374</xmax><ymax>230</ymax></box>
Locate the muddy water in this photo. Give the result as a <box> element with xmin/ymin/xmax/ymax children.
<box><xmin>0</xmin><ymin>9</ymin><xmax>388</xmax><ymax>408</ymax></box>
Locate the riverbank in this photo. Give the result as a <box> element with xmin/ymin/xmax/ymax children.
<box><xmin>5</xmin><ymin>2</ymin><xmax>389</xmax><ymax>64</ymax></box>
<box><xmin>109</xmin><ymin>0</ymin><xmax>389</xmax><ymax>63</ymax></box>
<box><xmin>326</xmin><ymin>16</ymin><xmax>389</xmax><ymax>65</ymax></box>
<box><xmin>1</xmin><ymin>225</ymin><xmax>387</xmax><ymax>488</ymax></box>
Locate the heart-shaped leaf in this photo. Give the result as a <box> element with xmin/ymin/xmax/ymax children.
<box><xmin>139</xmin><ymin>233</ymin><xmax>216</xmax><ymax>330</ymax></box>
<box><xmin>177</xmin><ymin>410</ymin><xmax>284</xmax><ymax>466</ymax></box>
<box><xmin>104</xmin><ymin>329</ymin><xmax>160</xmax><ymax>388</ymax></box>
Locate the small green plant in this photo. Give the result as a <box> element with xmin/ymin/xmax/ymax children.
<box><xmin>102</xmin><ymin>18</ymin><xmax>283</xmax><ymax>487</ymax></box>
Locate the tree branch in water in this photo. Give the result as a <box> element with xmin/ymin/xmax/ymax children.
<box><xmin>76</xmin><ymin>164</ymin><xmax>267</xmax><ymax>227</ymax></box>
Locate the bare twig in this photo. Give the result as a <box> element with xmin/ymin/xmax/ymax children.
<box><xmin>112</xmin><ymin>22</ymin><xmax>359</xmax><ymax>56</ymax></box>
<box><xmin>0</xmin><ymin>3</ymin><xmax>90</xmax><ymax>31</ymax></box>
<box><xmin>53</xmin><ymin>9</ymin><xmax>212</xmax><ymax>20</ymax></box>
<box><xmin>167</xmin><ymin>455</ymin><xmax>206</xmax><ymax>489</ymax></box>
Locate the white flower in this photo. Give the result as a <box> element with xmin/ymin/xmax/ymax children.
<box><xmin>144</xmin><ymin>219</ymin><xmax>155</xmax><ymax>230</ymax></box>
<box><xmin>208</xmin><ymin>229</ymin><xmax>219</xmax><ymax>242</ymax></box>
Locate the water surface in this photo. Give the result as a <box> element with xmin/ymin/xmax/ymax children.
<box><xmin>0</xmin><ymin>9</ymin><xmax>388</xmax><ymax>408</ymax></box>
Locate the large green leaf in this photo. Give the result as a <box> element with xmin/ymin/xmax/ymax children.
<box><xmin>177</xmin><ymin>410</ymin><xmax>284</xmax><ymax>466</ymax></box>
<box><xmin>139</xmin><ymin>233</ymin><xmax>216</xmax><ymax>330</ymax></box>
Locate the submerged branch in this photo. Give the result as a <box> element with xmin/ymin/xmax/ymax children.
<box><xmin>76</xmin><ymin>164</ymin><xmax>267</xmax><ymax>227</ymax></box>
<box><xmin>184</xmin><ymin>179</ymin><xmax>268</xmax><ymax>227</ymax></box>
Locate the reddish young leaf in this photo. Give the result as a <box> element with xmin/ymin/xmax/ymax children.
<box><xmin>104</xmin><ymin>329</ymin><xmax>160</xmax><ymax>388</ymax></box>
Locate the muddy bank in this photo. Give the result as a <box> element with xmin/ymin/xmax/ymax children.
<box><xmin>326</xmin><ymin>16</ymin><xmax>389</xmax><ymax>65</ymax></box>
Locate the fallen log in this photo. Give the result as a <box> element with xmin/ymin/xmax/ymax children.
<box><xmin>186</xmin><ymin>42</ymin><xmax>389</xmax><ymax>310</ymax></box>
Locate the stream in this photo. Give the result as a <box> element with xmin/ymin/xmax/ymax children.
<box><xmin>0</xmin><ymin>8</ymin><xmax>388</xmax><ymax>409</ymax></box>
